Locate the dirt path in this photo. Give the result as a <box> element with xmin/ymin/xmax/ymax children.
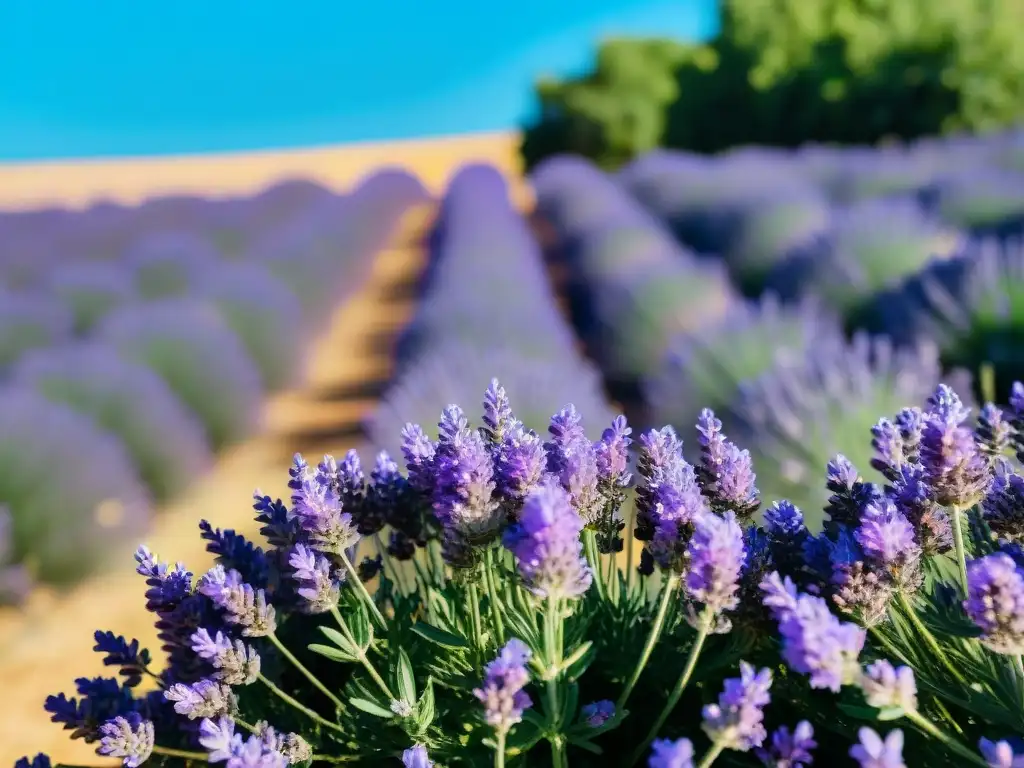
<box><xmin>0</xmin><ymin>204</ymin><xmax>433</xmax><ymax>764</ymax></box>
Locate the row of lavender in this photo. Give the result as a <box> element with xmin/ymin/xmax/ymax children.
<box><xmin>531</xmin><ymin>132</ymin><xmax>1024</xmax><ymax>529</ymax></box>
<box><xmin>0</xmin><ymin>171</ymin><xmax>429</xmax><ymax>595</ymax></box>
<box><xmin>365</xmin><ymin>163</ymin><xmax>615</xmax><ymax>468</ymax></box>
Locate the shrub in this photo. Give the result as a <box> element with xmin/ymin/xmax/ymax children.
<box><xmin>930</xmin><ymin>169</ymin><xmax>1024</xmax><ymax>240</ymax></box>
<box><xmin>0</xmin><ymin>388</ymin><xmax>150</xmax><ymax>584</ymax></box>
<box><xmin>96</xmin><ymin>299</ymin><xmax>264</xmax><ymax>450</ymax></box>
<box><xmin>124</xmin><ymin>231</ymin><xmax>222</xmax><ymax>299</ymax></box>
<box><xmin>44</xmin><ymin>262</ymin><xmax>135</xmax><ymax>335</ymax></box>
<box><xmin>24</xmin><ymin>378</ymin><xmax>1024</xmax><ymax>767</ymax></box>
<box><xmin>13</xmin><ymin>344</ymin><xmax>213</xmax><ymax>502</ymax></box>
<box><xmin>521</xmin><ymin>0</ymin><xmax>1024</xmax><ymax>169</ymax></box>
<box><xmin>0</xmin><ymin>291</ymin><xmax>74</xmax><ymax>375</ymax></box>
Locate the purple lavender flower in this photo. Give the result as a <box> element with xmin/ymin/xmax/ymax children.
<box><xmin>580</xmin><ymin>700</ymin><xmax>616</xmax><ymax>727</ymax></box>
<box><xmin>855</xmin><ymin>498</ymin><xmax>922</xmax><ymax>585</ymax></box>
<box><xmin>894</xmin><ymin>407</ymin><xmax>925</xmax><ymax>461</ymax></box>
<box><xmin>763</xmin><ymin>500</ymin><xmax>808</xmax><ymax>572</ymax></box>
<box><xmin>473</xmin><ymin>638</ymin><xmax>533</xmax><ymax>734</ymax></box>
<box><xmin>695</xmin><ymin>410</ymin><xmax>760</xmax><ymax>519</ymax></box>
<box><xmin>889</xmin><ymin>463</ymin><xmax>953</xmax><ymax>555</ymax></box>
<box><xmin>494</xmin><ymin>420</ymin><xmax>547</xmax><ymax>503</ymax></box>
<box><xmin>823</xmin><ymin>456</ymin><xmax>883</xmax><ymax>532</ymax></box>
<box><xmin>977</xmin><ymin>404</ymin><xmax>1013</xmax><ymax>460</ymax></box>
<box><xmin>648</xmin><ymin>738</ymin><xmax>695</xmax><ymax>768</ymax></box>
<box><xmin>545</xmin><ymin>406</ymin><xmax>607</xmax><ymax>525</ymax></box>
<box><xmin>702</xmin><ymin>662</ymin><xmax>772</xmax><ymax>752</ymax></box>
<box><xmin>402</xmin><ymin>745</ymin><xmax>434</xmax><ymax>768</ymax></box>
<box><xmin>850</xmin><ymin>727</ymin><xmax>906</xmax><ymax>768</ymax></box>
<box><xmin>860</xmin><ymin>660</ymin><xmax>917</xmax><ymax>712</ymax></box>
<box><xmin>13</xmin><ymin>755</ymin><xmax>50</xmax><ymax>768</ymax></box>
<box><xmin>482</xmin><ymin>378</ymin><xmax>515</xmax><ymax>445</ymax></box>
<box><xmin>97</xmin><ymin>713</ymin><xmax>154</xmax><ymax>767</ymax></box>
<box><xmin>254</xmin><ymin>721</ymin><xmax>313</xmax><ymax>763</ymax></box>
<box><xmin>190</xmin><ymin>629</ymin><xmax>261</xmax><ymax>686</ymax></box>
<box><xmin>198</xmin><ymin>565</ymin><xmax>277</xmax><ymax>637</ymax></box>
<box><xmin>401</xmin><ymin>423</ymin><xmax>436</xmax><ymax>494</ymax></box>
<box><xmin>761</xmin><ymin>572</ymin><xmax>865</xmax><ymax>691</ymax></box>
<box><xmin>433</xmin><ymin>405</ymin><xmax>502</xmax><ymax>551</ymax></box>
<box><xmin>983</xmin><ymin>460</ymin><xmax>1024</xmax><ymax>543</ymax></box>
<box><xmin>199</xmin><ymin>716</ymin><xmax>237</xmax><ymax>761</ymax></box>
<box><xmin>685</xmin><ymin>511</ymin><xmax>746</xmax><ymax>629</ymax></box>
<box><xmin>289</xmin><ymin>454</ymin><xmax>360</xmax><ymax>554</ymax></box>
<box><xmin>503</xmin><ymin>479</ymin><xmax>592</xmax><ymax>600</ymax></box>
<box><xmin>755</xmin><ymin>721</ymin><xmax>816</xmax><ymax>767</ymax></box>
<box><xmin>979</xmin><ymin>738</ymin><xmax>1024</xmax><ymax>768</ymax></box>
<box><xmin>871</xmin><ymin>418</ymin><xmax>909</xmax><ymax>482</ymax></box>
<box><xmin>287</xmin><ymin>544</ymin><xmax>341</xmax><ymax>613</ymax></box>
<box><xmin>829</xmin><ymin>527</ymin><xmax>894</xmax><ymax>625</ymax></box>
<box><xmin>165</xmin><ymin>678</ymin><xmax>236</xmax><ymax>720</ymax></box>
<box><xmin>199</xmin><ymin>714</ymin><xmax>289</xmax><ymax>766</ymax></box>
<box><xmin>920</xmin><ymin>384</ymin><xmax>991</xmax><ymax>508</ymax></box>
<box><xmin>595</xmin><ymin>415</ymin><xmax>633</xmax><ymax>491</ymax></box>
<box><xmin>964</xmin><ymin>553</ymin><xmax>1024</xmax><ymax>654</ymax></box>
<box><xmin>1011</xmin><ymin>382</ymin><xmax>1024</xmax><ymax>464</ymax></box>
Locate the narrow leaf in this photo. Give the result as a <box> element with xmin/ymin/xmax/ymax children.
<box><xmin>309</xmin><ymin>643</ymin><xmax>358</xmax><ymax>663</ymax></box>
<box><xmin>349</xmin><ymin>697</ymin><xmax>396</xmax><ymax>719</ymax></box>
<box><xmin>411</xmin><ymin>622</ymin><xmax>470</xmax><ymax>649</ymax></box>
<box><xmin>397</xmin><ymin>648</ymin><xmax>418</xmax><ymax>703</ymax></box>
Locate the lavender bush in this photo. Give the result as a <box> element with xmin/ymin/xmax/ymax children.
<box><xmin>96</xmin><ymin>299</ymin><xmax>264</xmax><ymax>450</ymax></box>
<box><xmin>125</xmin><ymin>231</ymin><xmax>223</xmax><ymax>299</ymax></box>
<box><xmin>44</xmin><ymin>263</ymin><xmax>136</xmax><ymax>335</ymax></box>
<box><xmin>0</xmin><ymin>389</ymin><xmax>151</xmax><ymax>584</ymax></box>
<box><xmin>13</xmin><ymin>344</ymin><xmax>213</xmax><ymax>502</ymax></box>
<box><xmin>25</xmin><ymin>377</ymin><xmax>1024</xmax><ymax>768</ymax></box>
<box><xmin>0</xmin><ymin>291</ymin><xmax>74</xmax><ymax>375</ymax></box>
<box><xmin>930</xmin><ymin>170</ymin><xmax>1024</xmax><ymax>241</ymax></box>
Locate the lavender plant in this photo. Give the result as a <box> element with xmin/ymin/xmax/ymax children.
<box><xmin>44</xmin><ymin>263</ymin><xmax>135</xmax><ymax>335</ymax></box>
<box><xmin>96</xmin><ymin>299</ymin><xmax>264</xmax><ymax>450</ymax></box>
<box><xmin>0</xmin><ymin>388</ymin><xmax>151</xmax><ymax>583</ymax></box>
<box><xmin>0</xmin><ymin>291</ymin><xmax>74</xmax><ymax>374</ymax></box>
<box><xmin>28</xmin><ymin>376</ymin><xmax>1024</xmax><ymax>767</ymax></box>
<box><xmin>13</xmin><ymin>344</ymin><xmax>213</xmax><ymax>502</ymax></box>
<box><xmin>124</xmin><ymin>231</ymin><xmax>223</xmax><ymax>299</ymax></box>
<box><xmin>930</xmin><ymin>170</ymin><xmax>1024</xmax><ymax>241</ymax></box>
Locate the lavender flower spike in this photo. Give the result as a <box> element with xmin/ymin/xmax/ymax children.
<box><xmin>290</xmin><ymin>456</ymin><xmax>360</xmax><ymax>555</ymax></box>
<box><xmin>255</xmin><ymin>721</ymin><xmax>314</xmax><ymax>763</ymax></box>
<box><xmin>755</xmin><ymin>721</ymin><xmax>816</xmax><ymax>768</ymax></box>
<box><xmin>165</xmin><ymin>678</ymin><xmax>236</xmax><ymax>720</ymax></box>
<box><xmin>288</xmin><ymin>543</ymin><xmax>341</xmax><ymax>614</ymax></box>
<box><xmin>190</xmin><ymin>628</ymin><xmax>261</xmax><ymax>686</ymax></box>
<box><xmin>920</xmin><ymin>384</ymin><xmax>991</xmax><ymax>508</ymax></box>
<box><xmin>198</xmin><ymin>565</ymin><xmax>277</xmax><ymax>637</ymax></box>
<box><xmin>850</xmin><ymin>727</ymin><xmax>906</xmax><ymax>768</ymax></box>
<box><xmin>97</xmin><ymin>713</ymin><xmax>154</xmax><ymax>768</ymax></box>
<box><xmin>649</xmin><ymin>738</ymin><xmax>695</xmax><ymax>768</ymax></box>
<box><xmin>695</xmin><ymin>409</ymin><xmax>760</xmax><ymax>519</ymax></box>
<box><xmin>979</xmin><ymin>737</ymin><xmax>1024</xmax><ymax>767</ymax></box>
<box><xmin>504</xmin><ymin>478</ymin><xmax>593</xmax><ymax>600</ymax></box>
<box><xmin>964</xmin><ymin>553</ymin><xmax>1024</xmax><ymax>654</ymax></box>
<box><xmin>860</xmin><ymin>660</ymin><xmax>917</xmax><ymax>712</ymax></box>
<box><xmin>581</xmin><ymin>700</ymin><xmax>616</xmax><ymax>728</ymax></box>
<box><xmin>701</xmin><ymin>662</ymin><xmax>773</xmax><ymax>752</ymax></box>
<box><xmin>545</xmin><ymin>405</ymin><xmax>606</xmax><ymax>525</ymax></box>
<box><xmin>403</xmin><ymin>744</ymin><xmax>435</xmax><ymax>768</ymax></box>
<box><xmin>596</xmin><ymin>414</ymin><xmax>633</xmax><ymax>491</ymax></box>
<box><xmin>685</xmin><ymin>510</ymin><xmax>746</xmax><ymax>630</ymax></box>
<box><xmin>473</xmin><ymin>638</ymin><xmax>533</xmax><ymax>734</ymax></box>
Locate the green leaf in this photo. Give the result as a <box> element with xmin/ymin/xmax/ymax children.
<box><xmin>416</xmin><ymin>677</ymin><xmax>436</xmax><ymax>730</ymax></box>
<box><xmin>561</xmin><ymin>682</ymin><xmax>580</xmax><ymax>728</ymax></box>
<box><xmin>397</xmin><ymin>648</ymin><xmax>417</xmax><ymax>703</ymax></box>
<box><xmin>411</xmin><ymin>622</ymin><xmax>470</xmax><ymax>649</ymax></box>
<box><xmin>318</xmin><ymin>626</ymin><xmax>359</xmax><ymax>656</ymax></box>
<box><xmin>309</xmin><ymin>643</ymin><xmax>358</xmax><ymax>663</ymax></box>
<box><xmin>565</xmin><ymin>736</ymin><xmax>603</xmax><ymax>755</ymax></box>
<box><xmin>875</xmin><ymin>706</ymin><xmax>907</xmax><ymax>722</ymax></box>
<box><xmin>349</xmin><ymin>601</ymin><xmax>374</xmax><ymax>650</ymax></box>
<box><xmin>562</xmin><ymin>641</ymin><xmax>595</xmax><ymax>678</ymax></box>
<box><xmin>349</xmin><ymin>697</ymin><xmax>396</xmax><ymax>719</ymax></box>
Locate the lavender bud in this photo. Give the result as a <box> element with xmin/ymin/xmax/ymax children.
<box><xmin>965</xmin><ymin>553</ymin><xmax>1024</xmax><ymax>654</ymax></box>
<box><xmin>983</xmin><ymin>460</ymin><xmax>1024</xmax><ymax>544</ymax></box>
<box><xmin>165</xmin><ymin>678</ymin><xmax>236</xmax><ymax>719</ymax></box>
<box><xmin>545</xmin><ymin>405</ymin><xmax>606</xmax><ymax>524</ymax></box>
<box><xmin>860</xmin><ymin>660</ymin><xmax>917</xmax><ymax>712</ymax></box>
<box><xmin>702</xmin><ymin>662</ymin><xmax>772</xmax><ymax>752</ymax></box>
<box><xmin>403</xmin><ymin>744</ymin><xmax>435</xmax><ymax>768</ymax></box>
<box><xmin>97</xmin><ymin>714</ymin><xmax>154</xmax><ymax>768</ymax></box>
<box><xmin>849</xmin><ymin>727</ymin><xmax>906</xmax><ymax>768</ymax></box>
<box><xmin>198</xmin><ymin>565</ymin><xmax>277</xmax><ymax>637</ymax></box>
<box><xmin>291</xmin><ymin>455</ymin><xmax>360</xmax><ymax>554</ymax></box>
<box><xmin>198</xmin><ymin>716</ymin><xmax>236</xmax><ymax>761</ymax></box>
<box><xmin>649</xmin><ymin>738</ymin><xmax>695</xmax><ymax>768</ymax></box>
<box><xmin>855</xmin><ymin>498</ymin><xmax>922</xmax><ymax>587</ymax></box>
<box><xmin>481</xmin><ymin>378</ymin><xmax>515</xmax><ymax>445</ymax></box>
<box><xmin>755</xmin><ymin>721</ymin><xmax>816</xmax><ymax>768</ymax></box>
<box><xmin>871</xmin><ymin>418</ymin><xmax>907</xmax><ymax>482</ymax></box>
<box><xmin>695</xmin><ymin>409</ymin><xmax>760</xmax><ymax>519</ymax></box>
<box><xmin>580</xmin><ymin>700</ymin><xmax>616</xmax><ymax>727</ymax></box>
<box><xmin>401</xmin><ymin>423</ymin><xmax>436</xmax><ymax>494</ymax></box>
<box><xmin>920</xmin><ymin>385</ymin><xmax>991</xmax><ymax>508</ymax></box>
<box><xmin>254</xmin><ymin>720</ymin><xmax>314</xmax><ymax>763</ymax></box>
<box><xmin>685</xmin><ymin>510</ymin><xmax>745</xmax><ymax>630</ymax></box>
<box><xmin>977</xmin><ymin>404</ymin><xmax>1013</xmax><ymax>461</ymax></box>
<box><xmin>979</xmin><ymin>737</ymin><xmax>1024</xmax><ymax>768</ymax></box>
<box><xmin>190</xmin><ymin>628</ymin><xmax>261</xmax><ymax>686</ymax></box>
<box><xmin>494</xmin><ymin>421</ymin><xmax>547</xmax><ymax>502</ymax></box>
<box><xmin>890</xmin><ymin>463</ymin><xmax>952</xmax><ymax>555</ymax></box>
<box><xmin>828</xmin><ymin>527</ymin><xmax>894</xmax><ymax>626</ymax></box>
<box><xmin>288</xmin><ymin>543</ymin><xmax>342</xmax><ymax>613</ymax></box>
<box><xmin>473</xmin><ymin>638</ymin><xmax>533</xmax><ymax>734</ymax></box>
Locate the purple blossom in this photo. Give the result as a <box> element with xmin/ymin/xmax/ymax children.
<box><xmin>197</xmin><ymin>566</ymin><xmax>277</xmax><ymax>637</ymax></box>
<box><xmin>850</xmin><ymin>727</ymin><xmax>906</xmax><ymax>768</ymax></box>
<box><xmin>473</xmin><ymin>638</ymin><xmax>533</xmax><ymax>734</ymax></box>
<box><xmin>401</xmin><ymin>423</ymin><xmax>436</xmax><ymax>494</ymax></box>
<box><xmin>695</xmin><ymin>409</ymin><xmax>760</xmax><ymax>518</ymax></box>
<box><xmin>289</xmin><ymin>454</ymin><xmax>360</xmax><ymax>554</ymax></box>
<box><xmin>1011</xmin><ymin>382</ymin><xmax>1024</xmax><ymax>463</ymax></box>
<box><xmin>287</xmin><ymin>544</ymin><xmax>341</xmax><ymax>613</ymax></box>
<box><xmin>97</xmin><ymin>713</ymin><xmax>154</xmax><ymax>768</ymax></box>
<box><xmin>545</xmin><ymin>406</ymin><xmax>606</xmax><ymax>524</ymax></box>
<box><xmin>165</xmin><ymin>678</ymin><xmax>236</xmax><ymax>720</ymax></box>
<box><xmin>580</xmin><ymin>700</ymin><xmax>616</xmax><ymax>727</ymax></box>
<box><xmin>828</xmin><ymin>527</ymin><xmax>894</xmax><ymax>625</ymax></box>
<box><xmin>979</xmin><ymin>738</ymin><xmax>1024</xmax><ymax>768</ymax></box>
<box><xmin>13</xmin><ymin>755</ymin><xmax>50</xmax><ymax>768</ymax></box>
<box><xmin>482</xmin><ymin>378</ymin><xmax>515</xmax><ymax>445</ymax></box>
<box><xmin>648</xmin><ymin>738</ymin><xmax>695</xmax><ymax>768</ymax></box>
<box><xmin>755</xmin><ymin>721</ymin><xmax>816</xmax><ymax>768</ymax></box>
<box><xmin>199</xmin><ymin>716</ymin><xmax>237</xmax><ymax>761</ymax></box>
<box><xmin>983</xmin><ymin>460</ymin><xmax>1024</xmax><ymax>543</ymax></box>
<box><xmin>503</xmin><ymin>479</ymin><xmax>592</xmax><ymax>600</ymax></box>
<box><xmin>920</xmin><ymin>384</ymin><xmax>991</xmax><ymax>508</ymax></box>
<box><xmin>254</xmin><ymin>721</ymin><xmax>313</xmax><ymax>763</ymax></box>
<box><xmin>494</xmin><ymin>421</ymin><xmax>547</xmax><ymax>502</ymax></box>
<box><xmin>595</xmin><ymin>414</ymin><xmax>633</xmax><ymax>490</ymax></box>
<box><xmin>701</xmin><ymin>662</ymin><xmax>773</xmax><ymax>752</ymax></box>
<box><xmin>889</xmin><ymin>463</ymin><xmax>952</xmax><ymax>555</ymax></box>
<box><xmin>685</xmin><ymin>511</ymin><xmax>746</xmax><ymax>629</ymax></box>
<box><xmin>190</xmin><ymin>628</ymin><xmax>261</xmax><ymax>686</ymax></box>
<box><xmin>402</xmin><ymin>745</ymin><xmax>434</xmax><ymax>768</ymax></box>
<box><xmin>894</xmin><ymin>407</ymin><xmax>925</xmax><ymax>462</ymax></box>
<box><xmin>860</xmin><ymin>660</ymin><xmax>917</xmax><ymax>712</ymax></box>
<box><xmin>824</xmin><ymin>456</ymin><xmax>883</xmax><ymax>531</ymax></box>
<box><xmin>871</xmin><ymin>418</ymin><xmax>908</xmax><ymax>482</ymax></box>
<box><xmin>855</xmin><ymin>499</ymin><xmax>921</xmax><ymax>570</ymax></box>
<box><xmin>964</xmin><ymin>553</ymin><xmax>1024</xmax><ymax>654</ymax></box>
<box><xmin>977</xmin><ymin>404</ymin><xmax>1013</xmax><ymax>460</ymax></box>
<box><xmin>199</xmin><ymin>715</ymin><xmax>288</xmax><ymax>766</ymax></box>
<box><xmin>761</xmin><ymin>572</ymin><xmax>865</xmax><ymax>691</ymax></box>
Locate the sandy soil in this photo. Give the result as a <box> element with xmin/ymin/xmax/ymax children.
<box><xmin>0</xmin><ymin>204</ymin><xmax>433</xmax><ymax>764</ymax></box>
<box><xmin>0</xmin><ymin>131</ymin><xmax>528</xmax><ymax>210</ymax></box>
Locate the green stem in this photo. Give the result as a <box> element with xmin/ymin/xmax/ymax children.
<box><xmin>495</xmin><ymin>730</ymin><xmax>507</xmax><ymax>768</ymax></box>
<box><xmin>696</xmin><ymin>742</ymin><xmax>726</xmax><ymax>768</ymax></box>
<box><xmin>468</xmin><ymin>581</ymin><xmax>485</xmax><ymax>651</ymax></box>
<box><xmin>259</xmin><ymin>673</ymin><xmax>345</xmax><ymax>732</ymax></box>
<box><xmin>868</xmin><ymin>626</ymin><xmax>912</xmax><ymax>666</ymax></box>
<box><xmin>897</xmin><ymin>591</ymin><xmax>967</xmax><ymax>684</ymax></box>
<box><xmin>627</xmin><ymin>612</ymin><xmax>713</xmax><ymax>768</ymax></box>
<box><xmin>625</xmin><ymin>506</ymin><xmax>636</xmax><ymax>592</ymax></box>
<box><xmin>949</xmin><ymin>505</ymin><xmax>969</xmax><ymax>592</ymax></box>
<box><xmin>430</xmin><ymin>540</ymin><xmax>447</xmax><ymax>587</ymax></box>
<box><xmin>330</xmin><ymin>606</ymin><xmax>394</xmax><ymax>699</ymax></box>
<box><xmin>544</xmin><ymin>597</ymin><xmax>567</xmax><ymax>768</ymax></box>
<box><xmin>1013</xmin><ymin>654</ymin><xmax>1024</xmax><ymax>685</ymax></box>
<box><xmin>583</xmin><ymin>531</ymin><xmax>607</xmax><ymax>601</ymax></box>
<box><xmin>268</xmin><ymin>632</ymin><xmax>344</xmax><ymax>710</ymax></box>
<box><xmin>617</xmin><ymin>573</ymin><xmax>679</xmax><ymax>710</ymax></box>
<box><xmin>151</xmin><ymin>747</ymin><xmax>210</xmax><ymax>760</ymax></box>
<box><xmin>484</xmin><ymin>550</ymin><xmax>506</xmax><ymax>643</ymax></box>
<box><xmin>906</xmin><ymin>709</ymin><xmax>990</xmax><ymax>766</ymax></box>
<box><xmin>339</xmin><ymin>548</ymin><xmax>388</xmax><ymax>630</ymax></box>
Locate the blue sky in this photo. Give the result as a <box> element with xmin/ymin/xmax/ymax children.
<box><xmin>0</xmin><ymin>0</ymin><xmax>717</xmax><ymax>160</ymax></box>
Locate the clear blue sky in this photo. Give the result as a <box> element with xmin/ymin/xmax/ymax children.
<box><xmin>0</xmin><ymin>0</ymin><xmax>718</xmax><ymax>160</ymax></box>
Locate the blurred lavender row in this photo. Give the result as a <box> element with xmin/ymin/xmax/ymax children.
<box><xmin>0</xmin><ymin>170</ymin><xmax>429</xmax><ymax>592</ymax></box>
<box><xmin>367</xmin><ymin>163</ymin><xmax>616</xmax><ymax>461</ymax></box>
